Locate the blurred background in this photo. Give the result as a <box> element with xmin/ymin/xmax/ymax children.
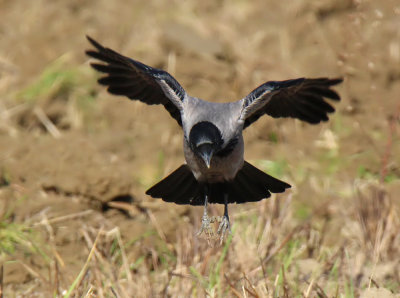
<box><xmin>0</xmin><ymin>0</ymin><xmax>399</xmax><ymax>296</ymax></box>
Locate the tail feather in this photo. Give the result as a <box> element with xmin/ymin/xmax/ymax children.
<box><xmin>148</xmin><ymin>165</ymin><xmax>187</xmax><ymax>197</ymax></box>
<box><xmin>231</xmin><ymin>172</ymin><xmax>269</xmax><ymax>203</ymax></box>
<box><xmin>146</xmin><ymin>161</ymin><xmax>291</xmax><ymax>205</ymax></box>
<box><xmin>146</xmin><ymin>165</ymin><xmax>202</xmax><ymax>205</ymax></box>
<box><xmin>240</xmin><ymin>161</ymin><xmax>290</xmax><ymax>193</ymax></box>
<box><xmin>208</xmin><ymin>161</ymin><xmax>290</xmax><ymax>204</ymax></box>
<box><xmin>168</xmin><ymin>171</ymin><xmax>199</xmax><ymax>203</ymax></box>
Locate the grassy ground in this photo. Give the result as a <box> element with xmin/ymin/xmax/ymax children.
<box><xmin>0</xmin><ymin>0</ymin><xmax>399</xmax><ymax>297</ymax></box>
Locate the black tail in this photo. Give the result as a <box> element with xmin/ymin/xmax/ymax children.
<box><xmin>146</xmin><ymin>165</ymin><xmax>203</xmax><ymax>205</ymax></box>
<box><xmin>146</xmin><ymin>161</ymin><xmax>291</xmax><ymax>205</ymax></box>
<box><xmin>221</xmin><ymin>161</ymin><xmax>291</xmax><ymax>204</ymax></box>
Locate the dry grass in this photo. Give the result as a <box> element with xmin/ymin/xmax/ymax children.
<box><xmin>6</xmin><ymin>179</ymin><xmax>398</xmax><ymax>297</ymax></box>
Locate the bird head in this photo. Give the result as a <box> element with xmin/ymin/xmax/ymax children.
<box><xmin>189</xmin><ymin>121</ymin><xmax>223</xmax><ymax>169</ymax></box>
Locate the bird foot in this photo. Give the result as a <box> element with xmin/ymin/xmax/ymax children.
<box><xmin>196</xmin><ymin>213</ymin><xmax>217</xmax><ymax>237</ymax></box>
<box><xmin>217</xmin><ymin>215</ymin><xmax>231</xmax><ymax>244</ymax></box>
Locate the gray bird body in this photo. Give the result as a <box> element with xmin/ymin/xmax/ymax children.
<box><xmin>181</xmin><ymin>98</ymin><xmax>244</xmax><ymax>182</ymax></box>
<box><xmin>85</xmin><ymin>36</ymin><xmax>342</xmax><ymax>240</ymax></box>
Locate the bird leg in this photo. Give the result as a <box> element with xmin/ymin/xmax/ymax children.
<box><xmin>196</xmin><ymin>185</ymin><xmax>216</xmax><ymax>237</ymax></box>
<box><xmin>217</xmin><ymin>193</ymin><xmax>231</xmax><ymax>244</ymax></box>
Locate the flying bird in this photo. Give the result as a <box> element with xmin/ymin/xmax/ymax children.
<box><xmin>86</xmin><ymin>36</ymin><xmax>342</xmax><ymax>241</ymax></box>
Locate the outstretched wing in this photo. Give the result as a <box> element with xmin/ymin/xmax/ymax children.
<box><xmin>239</xmin><ymin>78</ymin><xmax>342</xmax><ymax>129</ymax></box>
<box><xmin>85</xmin><ymin>36</ymin><xmax>186</xmax><ymax>126</ymax></box>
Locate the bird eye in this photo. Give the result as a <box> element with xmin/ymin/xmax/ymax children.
<box><xmin>216</xmin><ymin>137</ymin><xmax>239</xmax><ymax>157</ymax></box>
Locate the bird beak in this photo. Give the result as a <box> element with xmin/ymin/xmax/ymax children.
<box><xmin>203</xmin><ymin>154</ymin><xmax>212</xmax><ymax>169</ymax></box>
<box><xmin>198</xmin><ymin>144</ymin><xmax>214</xmax><ymax>169</ymax></box>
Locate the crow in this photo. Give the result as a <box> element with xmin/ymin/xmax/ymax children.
<box><xmin>86</xmin><ymin>36</ymin><xmax>342</xmax><ymax>242</ymax></box>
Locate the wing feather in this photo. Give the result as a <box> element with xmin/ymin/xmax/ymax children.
<box><xmin>86</xmin><ymin>36</ymin><xmax>186</xmax><ymax>126</ymax></box>
<box><xmin>240</xmin><ymin>77</ymin><xmax>342</xmax><ymax>128</ymax></box>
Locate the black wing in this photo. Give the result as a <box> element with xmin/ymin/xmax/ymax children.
<box><xmin>240</xmin><ymin>78</ymin><xmax>343</xmax><ymax>128</ymax></box>
<box><xmin>85</xmin><ymin>36</ymin><xmax>185</xmax><ymax>126</ymax></box>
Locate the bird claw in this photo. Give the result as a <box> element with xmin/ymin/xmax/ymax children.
<box><xmin>217</xmin><ymin>215</ymin><xmax>231</xmax><ymax>244</ymax></box>
<box><xmin>196</xmin><ymin>213</ymin><xmax>217</xmax><ymax>237</ymax></box>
